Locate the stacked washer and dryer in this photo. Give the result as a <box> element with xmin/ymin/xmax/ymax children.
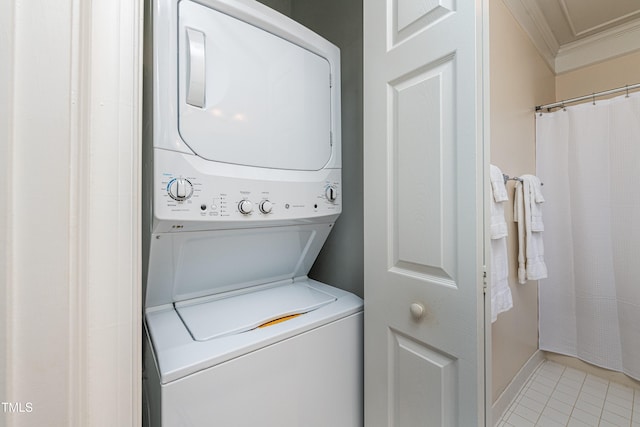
<box><xmin>142</xmin><ymin>0</ymin><xmax>363</xmax><ymax>425</ymax></box>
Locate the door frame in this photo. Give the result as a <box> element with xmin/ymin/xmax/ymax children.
<box><xmin>482</xmin><ymin>0</ymin><xmax>493</xmax><ymax>426</ymax></box>
<box><xmin>1</xmin><ymin>0</ymin><xmax>143</xmax><ymax>424</ymax></box>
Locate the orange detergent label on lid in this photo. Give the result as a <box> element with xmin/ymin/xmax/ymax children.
<box><xmin>258</xmin><ymin>313</ymin><xmax>302</xmax><ymax>328</ymax></box>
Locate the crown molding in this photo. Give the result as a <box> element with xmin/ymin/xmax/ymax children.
<box><xmin>555</xmin><ymin>18</ymin><xmax>640</xmax><ymax>73</ymax></box>
<box><xmin>502</xmin><ymin>0</ymin><xmax>559</xmax><ymax>71</ymax></box>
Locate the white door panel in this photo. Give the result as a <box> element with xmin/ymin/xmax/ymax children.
<box><xmin>364</xmin><ymin>0</ymin><xmax>486</xmax><ymax>425</ymax></box>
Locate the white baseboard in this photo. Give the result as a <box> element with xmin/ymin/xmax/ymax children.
<box><xmin>492</xmin><ymin>350</ymin><xmax>545</xmax><ymax>426</ymax></box>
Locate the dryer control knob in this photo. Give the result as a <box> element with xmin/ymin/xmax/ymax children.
<box><xmin>325</xmin><ymin>186</ymin><xmax>337</xmax><ymax>202</ymax></box>
<box><xmin>168</xmin><ymin>178</ymin><xmax>193</xmax><ymax>201</ymax></box>
<box><xmin>259</xmin><ymin>200</ymin><xmax>273</xmax><ymax>214</ymax></box>
<box><xmin>238</xmin><ymin>199</ymin><xmax>253</xmax><ymax>215</ymax></box>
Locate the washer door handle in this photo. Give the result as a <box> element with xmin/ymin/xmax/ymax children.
<box><xmin>186</xmin><ymin>28</ymin><xmax>206</xmax><ymax>108</ymax></box>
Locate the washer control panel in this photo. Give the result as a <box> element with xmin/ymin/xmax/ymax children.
<box><xmin>153</xmin><ymin>153</ymin><xmax>341</xmax><ymax>226</ymax></box>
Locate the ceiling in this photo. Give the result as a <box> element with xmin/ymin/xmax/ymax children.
<box><xmin>504</xmin><ymin>0</ymin><xmax>640</xmax><ymax>73</ymax></box>
<box><xmin>537</xmin><ymin>0</ymin><xmax>640</xmax><ymax>44</ymax></box>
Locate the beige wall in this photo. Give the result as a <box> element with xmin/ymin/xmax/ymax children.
<box><xmin>556</xmin><ymin>50</ymin><xmax>640</xmax><ymax>101</ymax></box>
<box><xmin>489</xmin><ymin>0</ymin><xmax>555</xmax><ymax>403</ymax></box>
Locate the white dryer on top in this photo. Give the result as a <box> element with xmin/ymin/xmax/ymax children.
<box><xmin>147</xmin><ymin>0</ymin><xmax>342</xmax><ymax>235</ymax></box>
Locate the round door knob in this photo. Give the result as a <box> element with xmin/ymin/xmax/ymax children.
<box><xmin>259</xmin><ymin>200</ymin><xmax>273</xmax><ymax>214</ymax></box>
<box><xmin>238</xmin><ymin>199</ymin><xmax>253</xmax><ymax>215</ymax></box>
<box><xmin>167</xmin><ymin>178</ymin><xmax>193</xmax><ymax>201</ymax></box>
<box><xmin>410</xmin><ymin>303</ymin><xmax>425</xmax><ymax>320</ymax></box>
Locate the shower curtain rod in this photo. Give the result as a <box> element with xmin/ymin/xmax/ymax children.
<box><xmin>535</xmin><ymin>82</ymin><xmax>640</xmax><ymax>112</ymax></box>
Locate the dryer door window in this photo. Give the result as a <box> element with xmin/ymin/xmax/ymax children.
<box><xmin>178</xmin><ymin>1</ymin><xmax>333</xmax><ymax>171</ymax></box>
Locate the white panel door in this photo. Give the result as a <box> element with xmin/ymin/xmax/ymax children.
<box><xmin>364</xmin><ymin>0</ymin><xmax>486</xmax><ymax>425</ymax></box>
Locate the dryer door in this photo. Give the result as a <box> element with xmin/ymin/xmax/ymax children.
<box><xmin>177</xmin><ymin>0</ymin><xmax>333</xmax><ymax>171</ymax></box>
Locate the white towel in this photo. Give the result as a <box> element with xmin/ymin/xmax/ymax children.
<box><xmin>515</xmin><ymin>176</ymin><xmax>548</xmax><ymax>283</ymax></box>
<box><xmin>490</xmin><ymin>165</ymin><xmax>509</xmax><ymax>202</ymax></box>
<box><xmin>489</xmin><ymin>165</ymin><xmax>513</xmax><ymax>322</ymax></box>
<box><xmin>525</xmin><ymin>174</ymin><xmax>545</xmax><ymax>232</ymax></box>
<box><xmin>514</xmin><ymin>181</ymin><xmax>527</xmax><ymax>283</ymax></box>
<box><xmin>490</xmin><ymin>165</ymin><xmax>508</xmax><ymax>239</ymax></box>
<box><xmin>491</xmin><ymin>236</ymin><xmax>513</xmax><ymax>322</ymax></box>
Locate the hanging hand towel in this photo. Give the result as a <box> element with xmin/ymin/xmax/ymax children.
<box><xmin>515</xmin><ymin>176</ymin><xmax>548</xmax><ymax>283</ymax></box>
<box><xmin>489</xmin><ymin>165</ymin><xmax>512</xmax><ymax>322</ymax></box>
<box><xmin>490</xmin><ymin>165</ymin><xmax>508</xmax><ymax>239</ymax></box>
<box><xmin>490</xmin><ymin>165</ymin><xmax>509</xmax><ymax>202</ymax></box>
<box><xmin>526</xmin><ymin>174</ymin><xmax>545</xmax><ymax>232</ymax></box>
<box><xmin>514</xmin><ymin>181</ymin><xmax>527</xmax><ymax>284</ymax></box>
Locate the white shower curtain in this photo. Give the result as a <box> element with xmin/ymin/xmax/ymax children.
<box><xmin>536</xmin><ymin>91</ymin><xmax>640</xmax><ymax>381</ymax></box>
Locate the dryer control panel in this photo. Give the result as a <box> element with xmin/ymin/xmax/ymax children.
<box><xmin>153</xmin><ymin>149</ymin><xmax>341</xmax><ymax>231</ymax></box>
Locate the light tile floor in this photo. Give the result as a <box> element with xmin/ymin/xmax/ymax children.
<box><xmin>498</xmin><ymin>360</ymin><xmax>640</xmax><ymax>427</ymax></box>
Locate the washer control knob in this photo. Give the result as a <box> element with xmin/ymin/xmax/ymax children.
<box><xmin>325</xmin><ymin>185</ymin><xmax>337</xmax><ymax>202</ymax></box>
<box><xmin>238</xmin><ymin>199</ymin><xmax>253</xmax><ymax>215</ymax></box>
<box><xmin>168</xmin><ymin>178</ymin><xmax>193</xmax><ymax>201</ymax></box>
<box><xmin>259</xmin><ymin>200</ymin><xmax>273</xmax><ymax>214</ymax></box>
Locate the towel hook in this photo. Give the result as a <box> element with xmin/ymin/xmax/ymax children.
<box><xmin>626</xmin><ymin>85</ymin><xmax>630</xmax><ymax>98</ymax></box>
<box><xmin>592</xmin><ymin>93</ymin><xmax>596</xmax><ymax>105</ymax></box>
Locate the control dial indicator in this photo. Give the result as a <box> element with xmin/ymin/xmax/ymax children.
<box><xmin>167</xmin><ymin>178</ymin><xmax>194</xmax><ymax>201</ymax></box>
<box><xmin>238</xmin><ymin>199</ymin><xmax>253</xmax><ymax>215</ymax></box>
<box><xmin>325</xmin><ymin>185</ymin><xmax>338</xmax><ymax>202</ymax></box>
<box><xmin>259</xmin><ymin>200</ymin><xmax>273</xmax><ymax>214</ymax></box>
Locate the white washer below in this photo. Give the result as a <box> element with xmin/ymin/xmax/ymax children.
<box><xmin>143</xmin><ymin>278</ymin><xmax>363</xmax><ymax>427</ymax></box>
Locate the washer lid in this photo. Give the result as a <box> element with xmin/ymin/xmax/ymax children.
<box><xmin>145</xmin><ymin>224</ymin><xmax>334</xmax><ymax>308</ymax></box>
<box><xmin>175</xmin><ymin>282</ymin><xmax>336</xmax><ymax>341</ymax></box>
<box><xmin>178</xmin><ymin>0</ymin><xmax>333</xmax><ymax>171</ymax></box>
